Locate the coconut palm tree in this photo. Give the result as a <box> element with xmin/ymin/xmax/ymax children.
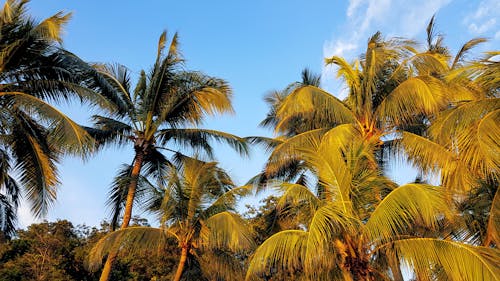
<box><xmin>89</xmin><ymin>157</ymin><xmax>255</xmax><ymax>281</ymax></box>
<box><xmin>87</xmin><ymin>31</ymin><xmax>247</xmax><ymax>280</ymax></box>
<box><xmin>0</xmin><ymin>0</ymin><xmax>117</xmax><ymax>237</ymax></box>
<box><xmin>246</xmin><ymin>128</ymin><xmax>500</xmax><ymax>281</ymax></box>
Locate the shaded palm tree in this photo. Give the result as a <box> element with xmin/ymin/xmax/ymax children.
<box><xmin>0</xmin><ymin>0</ymin><xmax>117</xmax><ymax>237</ymax></box>
<box><xmin>87</xmin><ymin>31</ymin><xmax>248</xmax><ymax>280</ymax></box>
<box><xmin>246</xmin><ymin>129</ymin><xmax>499</xmax><ymax>281</ymax></box>
<box><xmin>89</xmin><ymin>157</ymin><xmax>255</xmax><ymax>281</ymax></box>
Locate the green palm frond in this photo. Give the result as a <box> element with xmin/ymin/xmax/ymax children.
<box><xmin>3</xmin><ymin>92</ymin><xmax>95</xmax><ymax>155</ymax></box>
<box><xmin>203</xmin><ymin>211</ymin><xmax>255</xmax><ymax>252</ymax></box>
<box><xmin>88</xmin><ymin>227</ymin><xmax>173</xmax><ymax>271</ymax></box>
<box><xmin>485</xmin><ymin>187</ymin><xmax>500</xmax><ymax>246</ymax></box>
<box><xmin>275</xmin><ymin>85</ymin><xmax>356</xmax><ymax>133</ymax></box>
<box><xmin>276</xmin><ymin>183</ymin><xmax>321</xmax><ymax>213</ymax></box>
<box><xmin>389</xmin><ymin>238</ymin><xmax>500</xmax><ymax>281</ymax></box>
<box><xmin>429</xmin><ymin>98</ymin><xmax>500</xmax><ymax>144</ymax></box>
<box><xmin>156</xmin><ymin>128</ymin><xmax>248</xmax><ymax>157</ymax></box>
<box><xmin>246</xmin><ymin>230</ymin><xmax>308</xmax><ymax>280</ymax></box>
<box><xmin>366</xmin><ymin>184</ymin><xmax>451</xmax><ymax>243</ymax></box>
<box><xmin>376</xmin><ymin>76</ymin><xmax>448</xmax><ymax>125</ymax></box>
<box><xmin>456</xmin><ymin>109</ymin><xmax>499</xmax><ymax>177</ymax></box>
<box><xmin>0</xmin><ymin>193</ymin><xmax>17</xmax><ymax>238</ymax></box>
<box><xmin>265</xmin><ymin>128</ymin><xmax>325</xmax><ymax>176</ymax></box>
<box><xmin>398</xmin><ymin>131</ymin><xmax>474</xmax><ymax>190</ymax></box>
<box><xmin>451</xmin><ymin>38</ymin><xmax>488</xmax><ymax>69</ymax></box>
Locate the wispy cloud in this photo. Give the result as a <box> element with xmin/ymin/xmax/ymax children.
<box><xmin>464</xmin><ymin>0</ymin><xmax>500</xmax><ymax>35</ymax></box>
<box><xmin>322</xmin><ymin>0</ymin><xmax>451</xmax><ymax>96</ymax></box>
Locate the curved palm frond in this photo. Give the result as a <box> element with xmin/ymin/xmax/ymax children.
<box><xmin>366</xmin><ymin>184</ymin><xmax>451</xmax><ymax>243</ymax></box>
<box><xmin>275</xmin><ymin>85</ymin><xmax>356</xmax><ymax>133</ymax></box>
<box><xmin>389</xmin><ymin>238</ymin><xmax>500</xmax><ymax>281</ymax></box>
<box><xmin>202</xmin><ymin>211</ymin><xmax>255</xmax><ymax>252</ymax></box>
<box><xmin>88</xmin><ymin>226</ymin><xmax>174</xmax><ymax>271</ymax></box>
<box><xmin>246</xmin><ymin>230</ymin><xmax>308</xmax><ymax>280</ymax></box>
<box><xmin>398</xmin><ymin>131</ymin><xmax>474</xmax><ymax>191</ymax></box>
<box><xmin>376</xmin><ymin>76</ymin><xmax>448</xmax><ymax>126</ymax></box>
<box><xmin>156</xmin><ymin>128</ymin><xmax>248</xmax><ymax>158</ymax></box>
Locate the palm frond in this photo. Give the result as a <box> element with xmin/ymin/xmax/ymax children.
<box><xmin>451</xmin><ymin>38</ymin><xmax>488</xmax><ymax>69</ymax></box>
<box><xmin>275</xmin><ymin>85</ymin><xmax>356</xmax><ymax>133</ymax></box>
<box><xmin>3</xmin><ymin>92</ymin><xmax>95</xmax><ymax>156</ymax></box>
<box><xmin>203</xmin><ymin>211</ymin><xmax>255</xmax><ymax>252</ymax></box>
<box><xmin>398</xmin><ymin>131</ymin><xmax>474</xmax><ymax>191</ymax></box>
<box><xmin>157</xmin><ymin>128</ymin><xmax>248</xmax><ymax>157</ymax></box>
<box><xmin>389</xmin><ymin>238</ymin><xmax>500</xmax><ymax>281</ymax></box>
<box><xmin>484</xmin><ymin>187</ymin><xmax>500</xmax><ymax>246</ymax></box>
<box><xmin>366</xmin><ymin>184</ymin><xmax>451</xmax><ymax>243</ymax></box>
<box><xmin>88</xmin><ymin>227</ymin><xmax>172</xmax><ymax>271</ymax></box>
<box><xmin>246</xmin><ymin>230</ymin><xmax>308</xmax><ymax>280</ymax></box>
<box><xmin>376</xmin><ymin>76</ymin><xmax>448</xmax><ymax>126</ymax></box>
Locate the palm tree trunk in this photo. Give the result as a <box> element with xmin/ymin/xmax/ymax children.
<box><xmin>99</xmin><ymin>150</ymin><xmax>145</xmax><ymax>281</ymax></box>
<box><xmin>173</xmin><ymin>246</ymin><xmax>189</xmax><ymax>281</ymax></box>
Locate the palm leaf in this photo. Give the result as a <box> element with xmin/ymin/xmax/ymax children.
<box><xmin>389</xmin><ymin>238</ymin><xmax>500</xmax><ymax>281</ymax></box>
<box><xmin>366</xmin><ymin>184</ymin><xmax>451</xmax><ymax>243</ymax></box>
<box><xmin>156</xmin><ymin>128</ymin><xmax>248</xmax><ymax>157</ymax></box>
<box><xmin>376</xmin><ymin>76</ymin><xmax>448</xmax><ymax>126</ymax></box>
<box><xmin>246</xmin><ymin>230</ymin><xmax>308</xmax><ymax>280</ymax></box>
<box><xmin>275</xmin><ymin>85</ymin><xmax>356</xmax><ymax>133</ymax></box>
<box><xmin>88</xmin><ymin>227</ymin><xmax>173</xmax><ymax>271</ymax></box>
<box><xmin>203</xmin><ymin>211</ymin><xmax>255</xmax><ymax>252</ymax></box>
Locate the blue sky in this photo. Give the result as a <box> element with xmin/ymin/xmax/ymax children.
<box><xmin>18</xmin><ymin>0</ymin><xmax>499</xmax><ymax>227</ymax></box>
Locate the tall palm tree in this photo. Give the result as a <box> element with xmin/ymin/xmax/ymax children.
<box><xmin>87</xmin><ymin>31</ymin><xmax>248</xmax><ymax>280</ymax></box>
<box><xmin>0</xmin><ymin>0</ymin><xmax>116</xmax><ymax>237</ymax></box>
<box><xmin>257</xmin><ymin>32</ymin><xmax>456</xmax><ymax>182</ymax></box>
<box><xmin>246</xmin><ymin>129</ymin><xmax>499</xmax><ymax>281</ymax></box>
<box><xmin>89</xmin><ymin>157</ymin><xmax>255</xmax><ymax>281</ymax></box>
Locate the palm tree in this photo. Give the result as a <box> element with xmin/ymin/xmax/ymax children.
<box><xmin>87</xmin><ymin>31</ymin><xmax>248</xmax><ymax>280</ymax></box>
<box><xmin>256</xmin><ymin>31</ymin><xmax>458</xmax><ymax>183</ymax></box>
<box><xmin>246</xmin><ymin>129</ymin><xmax>500</xmax><ymax>280</ymax></box>
<box><xmin>89</xmin><ymin>157</ymin><xmax>255</xmax><ymax>281</ymax></box>
<box><xmin>0</xmin><ymin>0</ymin><xmax>116</xmax><ymax>237</ymax></box>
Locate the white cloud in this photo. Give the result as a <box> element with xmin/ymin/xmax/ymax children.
<box><xmin>468</xmin><ymin>18</ymin><xmax>496</xmax><ymax>34</ymax></box>
<box><xmin>347</xmin><ymin>0</ymin><xmax>365</xmax><ymax>18</ymax></box>
<box><xmin>464</xmin><ymin>0</ymin><xmax>500</xmax><ymax>35</ymax></box>
<box><xmin>322</xmin><ymin>0</ymin><xmax>451</xmax><ymax>96</ymax></box>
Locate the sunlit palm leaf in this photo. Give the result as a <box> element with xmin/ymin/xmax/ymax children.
<box><xmin>390</xmin><ymin>238</ymin><xmax>500</xmax><ymax>281</ymax></box>
<box><xmin>246</xmin><ymin>230</ymin><xmax>308</xmax><ymax>280</ymax></box>
<box><xmin>366</xmin><ymin>184</ymin><xmax>451</xmax><ymax>243</ymax></box>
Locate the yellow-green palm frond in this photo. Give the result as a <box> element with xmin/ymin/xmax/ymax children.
<box><xmin>366</xmin><ymin>184</ymin><xmax>451</xmax><ymax>243</ymax></box>
<box><xmin>398</xmin><ymin>132</ymin><xmax>474</xmax><ymax>191</ymax></box>
<box><xmin>206</xmin><ymin>184</ymin><xmax>255</xmax><ymax>212</ymax></box>
<box><xmin>34</xmin><ymin>11</ymin><xmax>71</xmax><ymax>43</ymax></box>
<box><xmin>88</xmin><ymin>227</ymin><xmax>173</xmax><ymax>272</ymax></box>
<box><xmin>246</xmin><ymin>230</ymin><xmax>308</xmax><ymax>280</ymax></box>
<box><xmin>451</xmin><ymin>38</ymin><xmax>488</xmax><ymax>70</ymax></box>
<box><xmin>390</xmin><ymin>238</ymin><xmax>500</xmax><ymax>281</ymax></box>
<box><xmin>199</xmin><ymin>250</ymin><xmax>246</xmax><ymax>281</ymax></box>
<box><xmin>305</xmin><ymin>203</ymin><xmax>361</xmax><ymax>265</ymax></box>
<box><xmin>325</xmin><ymin>56</ymin><xmax>362</xmax><ymax>98</ymax></box>
<box><xmin>3</xmin><ymin>92</ymin><xmax>95</xmax><ymax>156</ymax></box>
<box><xmin>484</xmin><ymin>187</ymin><xmax>500</xmax><ymax>246</ymax></box>
<box><xmin>265</xmin><ymin>128</ymin><xmax>325</xmax><ymax>176</ymax></box>
<box><xmin>429</xmin><ymin>98</ymin><xmax>500</xmax><ymax>144</ymax></box>
<box><xmin>455</xmin><ymin>109</ymin><xmax>499</xmax><ymax>178</ymax></box>
<box><xmin>275</xmin><ymin>85</ymin><xmax>355</xmax><ymax>133</ymax></box>
<box><xmin>203</xmin><ymin>211</ymin><xmax>255</xmax><ymax>252</ymax></box>
<box><xmin>276</xmin><ymin>183</ymin><xmax>321</xmax><ymax>213</ymax></box>
<box><xmin>403</xmin><ymin>52</ymin><xmax>450</xmax><ymax>77</ymax></box>
<box><xmin>376</xmin><ymin>76</ymin><xmax>448</xmax><ymax>126</ymax></box>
